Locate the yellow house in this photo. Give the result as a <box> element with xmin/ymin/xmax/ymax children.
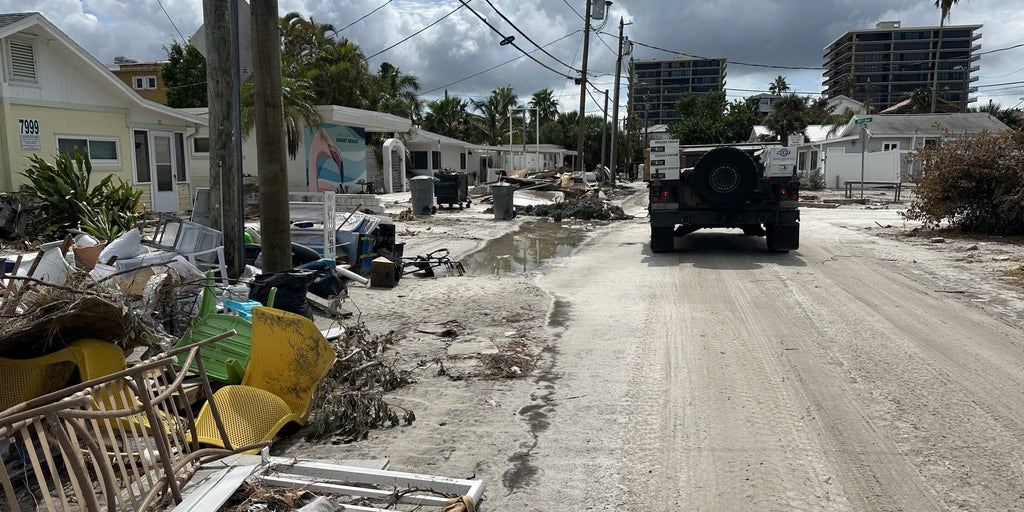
<box><xmin>108</xmin><ymin>57</ymin><xmax>169</xmax><ymax>105</ymax></box>
<box><xmin>0</xmin><ymin>12</ymin><xmax>205</xmax><ymax>213</ymax></box>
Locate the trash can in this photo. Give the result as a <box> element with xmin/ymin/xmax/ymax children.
<box><xmin>410</xmin><ymin>176</ymin><xmax>436</xmax><ymax>215</ymax></box>
<box><xmin>490</xmin><ymin>182</ymin><xmax>516</xmax><ymax>220</ymax></box>
<box><xmin>435</xmin><ymin>172</ymin><xmax>470</xmax><ymax>209</ymax></box>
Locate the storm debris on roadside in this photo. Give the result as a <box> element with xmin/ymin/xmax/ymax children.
<box><xmin>521</xmin><ymin>194</ymin><xmax>629</xmax><ymax>221</ymax></box>
<box><xmin>478</xmin><ymin>339</ymin><xmax>536</xmax><ymax>379</ymax></box>
<box><xmin>304</xmin><ymin>323</ymin><xmax>417</xmax><ymax>443</ymax></box>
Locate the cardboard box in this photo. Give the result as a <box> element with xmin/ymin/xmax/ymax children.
<box><xmin>370</xmin><ymin>257</ymin><xmax>397</xmax><ymax>288</ymax></box>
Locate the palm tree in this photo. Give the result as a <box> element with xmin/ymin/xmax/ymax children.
<box><xmin>970</xmin><ymin>101</ymin><xmax>1022</xmax><ymax>130</ymax></box>
<box><xmin>371</xmin><ymin>62</ymin><xmax>422</xmax><ymax>121</ymax></box>
<box><xmin>769</xmin><ymin>75</ymin><xmax>790</xmax><ymax>96</ymax></box>
<box><xmin>931</xmin><ymin>0</ymin><xmax>961</xmax><ymax>113</ymax></box>
<box><xmin>529</xmin><ymin>88</ymin><xmax>559</xmax><ymax>127</ymax></box>
<box><xmin>471</xmin><ymin>86</ymin><xmax>518</xmax><ymax>146</ymax></box>
<box><xmin>279</xmin><ymin>12</ymin><xmax>371</xmax><ymax>108</ymax></box>
<box><xmin>241</xmin><ymin>75</ymin><xmax>321</xmax><ymax>159</ymax></box>
<box><xmin>423</xmin><ymin>96</ymin><xmax>472</xmax><ymax>140</ymax></box>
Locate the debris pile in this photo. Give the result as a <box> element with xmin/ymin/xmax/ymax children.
<box><xmin>521</xmin><ymin>194</ymin><xmax>628</xmax><ymax>221</ymax></box>
<box><xmin>304</xmin><ymin>323</ymin><xmax>416</xmax><ymax>443</ymax></box>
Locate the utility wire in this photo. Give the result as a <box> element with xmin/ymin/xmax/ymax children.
<box><xmin>977</xmin><ymin>42</ymin><xmax>1024</xmax><ymax>56</ymax></box>
<box><xmin>364</xmin><ymin>2</ymin><xmax>466</xmax><ymax>62</ymax></box>
<box><xmin>423</xmin><ymin>30</ymin><xmax>580</xmax><ymax>94</ymax></box>
<box><xmin>338</xmin><ymin>0</ymin><xmax>395</xmax><ymax>32</ymax></box>
<box><xmin>458</xmin><ymin>0</ymin><xmax>574</xmax><ymax>79</ymax></box>
<box><xmin>560</xmin><ymin>0</ymin><xmax>585</xmax><ymax>21</ymax></box>
<box><xmin>481</xmin><ymin>0</ymin><xmax>578</xmax><ymax>72</ymax></box>
<box><xmin>155</xmin><ymin>0</ymin><xmax>186</xmax><ymax>42</ymax></box>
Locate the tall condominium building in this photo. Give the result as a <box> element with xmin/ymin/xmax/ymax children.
<box><xmin>628</xmin><ymin>55</ymin><xmax>727</xmax><ymax>126</ymax></box>
<box><xmin>823</xmin><ymin>20</ymin><xmax>981</xmax><ymax>112</ymax></box>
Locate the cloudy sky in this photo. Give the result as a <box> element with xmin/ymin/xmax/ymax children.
<box><xmin>8</xmin><ymin>0</ymin><xmax>1024</xmax><ymax>118</ymax></box>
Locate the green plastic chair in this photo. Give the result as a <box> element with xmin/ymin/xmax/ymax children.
<box><xmin>174</xmin><ymin>272</ymin><xmax>256</xmax><ymax>384</ymax></box>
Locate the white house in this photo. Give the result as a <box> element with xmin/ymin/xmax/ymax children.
<box><xmin>795</xmin><ymin>113</ymin><xmax>1009</xmax><ymax>188</ymax></box>
<box><xmin>0</xmin><ymin>12</ymin><xmax>206</xmax><ymax>213</ymax></box>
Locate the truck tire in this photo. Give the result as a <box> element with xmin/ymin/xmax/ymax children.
<box><xmin>650</xmin><ymin>226</ymin><xmax>674</xmax><ymax>253</ymax></box>
<box><xmin>692</xmin><ymin>147</ymin><xmax>757</xmax><ymax>207</ymax></box>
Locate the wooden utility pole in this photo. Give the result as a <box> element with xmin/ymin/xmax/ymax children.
<box><xmin>202</xmin><ymin>0</ymin><xmax>242</xmax><ymax>278</ymax></box>
<box><xmin>252</xmin><ymin>0</ymin><xmax>291</xmax><ymax>272</ymax></box>
<box><xmin>574</xmin><ymin>0</ymin><xmax>593</xmax><ymax>172</ymax></box>
<box><xmin>609</xmin><ymin>17</ymin><xmax>629</xmax><ymax>183</ymax></box>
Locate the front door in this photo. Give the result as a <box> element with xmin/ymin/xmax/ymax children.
<box><xmin>150</xmin><ymin>132</ymin><xmax>178</xmax><ymax>213</ymax></box>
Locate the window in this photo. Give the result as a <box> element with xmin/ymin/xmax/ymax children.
<box><xmin>883</xmin><ymin>142</ymin><xmax>899</xmax><ymax>151</ymax></box>
<box><xmin>411</xmin><ymin>151</ymin><xmax>428</xmax><ymax>169</ymax></box>
<box><xmin>132</xmin><ymin>75</ymin><xmax>157</xmax><ymax>90</ymax></box>
<box><xmin>460</xmin><ymin>153</ymin><xmax>467</xmax><ymax>170</ymax></box>
<box><xmin>56</xmin><ymin>137</ymin><xmax>119</xmax><ymax>165</ymax></box>
<box><xmin>6</xmin><ymin>37</ymin><xmax>37</xmax><ymax>83</ymax></box>
<box><xmin>432</xmin><ymin>151</ymin><xmax>441</xmax><ymax>170</ymax></box>
<box><xmin>175</xmin><ymin>133</ymin><xmax>187</xmax><ymax>182</ymax></box>
<box><xmin>193</xmin><ymin>137</ymin><xmax>210</xmax><ymax>154</ymax></box>
<box><xmin>134</xmin><ymin>130</ymin><xmax>151</xmax><ymax>183</ymax></box>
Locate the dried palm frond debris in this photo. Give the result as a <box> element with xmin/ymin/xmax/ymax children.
<box><xmin>305</xmin><ymin>322</ymin><xmax>416</xmax><ymax>443</ymax></box>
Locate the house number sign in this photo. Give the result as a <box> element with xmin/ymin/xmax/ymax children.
<box><xmin>18</xmin><ymin>118</ymin><xmax>40</xmax><ymax>151</ymax></box>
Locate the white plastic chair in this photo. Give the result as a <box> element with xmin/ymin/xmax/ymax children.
<box><xmin>174</xmin><ymin>220</ymin><xmax>228</xmax><ymax>285</ymax></box>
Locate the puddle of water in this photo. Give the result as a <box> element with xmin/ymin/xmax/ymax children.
<box><xmin>460</xmin><ymin>220</ymin><xmax>590</xmax><ymax>275</ymax></box>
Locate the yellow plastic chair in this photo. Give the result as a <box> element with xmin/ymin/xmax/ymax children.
<box><xmin>0</xmin><ymin>338</ymin><xmax>126</xmax><ymax>412</ymax></box>
<box><xmin>194</xmin><ymin>306</ymin><xmax>336</xmax><ymax>453</ymax></box>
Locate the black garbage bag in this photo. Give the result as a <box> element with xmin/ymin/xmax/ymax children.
<box><xmin>249</xmin><ymin>269</ymin><xmax>317</xmax><ymax>319</ymax></box>
<box><xmin>308</xmin><ymin>265</ymin><xmax>347</xmax><ymax>299</ymax></box>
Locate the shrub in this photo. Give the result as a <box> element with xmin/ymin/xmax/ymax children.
<box><xmin>798</xmin><ymin>168</ymin><xmax>826</xmax><ymax>191</ymax></box>
<box><xmin>903</xmin><ymin>129</ymin><xmax>1024</xmax><ymax>235</ymax></box>
<box><xmin>21</xmin><ymin>149</ymin><xmax>143</xmax><ymax>240</ymax></box>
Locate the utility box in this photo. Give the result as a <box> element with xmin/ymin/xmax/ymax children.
<box><xmin>370</xmin><ymin>256</ymin><xmax>397</xmax><ymax>288</ymax></box>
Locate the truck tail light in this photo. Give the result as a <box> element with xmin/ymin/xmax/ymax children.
<box><xmin>661</xmin><ymin>190</ymin><xmax>670</xmax><ymax>199</ymax></box>
<box><xmin>779</xmin><ymin>187</ymin><xmax>788</xmax><ymax>197</ymax></box>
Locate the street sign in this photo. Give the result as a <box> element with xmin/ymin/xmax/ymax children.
<box><xmin>854</xmin><ymin>117</ymin><xmax>873</xmax><ymax>125</ymax></box>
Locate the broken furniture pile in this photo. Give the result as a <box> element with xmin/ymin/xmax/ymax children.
<box><xmin>0</xmin><ymin>323</ymin><xmax>483</xmax><ymax>511</ymax></box>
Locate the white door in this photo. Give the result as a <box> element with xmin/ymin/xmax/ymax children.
<box><xmin>150</xmin><ymin>132</ymin><xmax>178</xmax><ymax>213</ymax></box>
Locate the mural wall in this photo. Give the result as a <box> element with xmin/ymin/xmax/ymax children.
<box><xmin>304</xmin><ymin>124</ymin><xmax>366</xmax><ymax>192</ymax></box>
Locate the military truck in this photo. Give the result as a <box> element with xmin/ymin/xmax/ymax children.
<box><xmin>648</xmin><ymin>145</ymin><xmax>800</xmax><ymax>253</ymax></box>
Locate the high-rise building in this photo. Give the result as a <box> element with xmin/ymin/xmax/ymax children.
<box><xmin>628</xmin><ymin>55</ymin><xmax>727</xmax><ymax>126</ymax></box>
<box><xmin>822</xmin><ymin>20</ymin><xmax>981</xmax><ymax>112</ymax></box>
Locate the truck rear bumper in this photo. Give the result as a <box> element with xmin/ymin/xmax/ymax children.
<box><xmin>650</xmin><ymin>208</ymin><xmax>799</xmax><ymax>229</ymax></box>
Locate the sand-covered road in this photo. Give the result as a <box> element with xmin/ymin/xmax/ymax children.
<box><xmin>286</xmin><ymin>188</ymin><xmax>1024</xmax><ymax>511</ymax></box>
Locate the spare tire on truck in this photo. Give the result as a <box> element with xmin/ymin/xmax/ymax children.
<box><xmin>691</xmin><ymin>147</ymin><xmax>757</xmax><ymax>207</ymax></box>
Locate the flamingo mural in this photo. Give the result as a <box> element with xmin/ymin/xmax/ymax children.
<box><xmin>305</xmin><ymin>124</ymin><xmax>366</xmax><ymax>192</ymax></box>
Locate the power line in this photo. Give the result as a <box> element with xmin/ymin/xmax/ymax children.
<box><xmin>337</xmin><ymin>0</ymin><xmax>394</xmax><ymax>32</ymax></box>
<box><xmin>560</xmin><ymin>0</ymin><xmax>585</xmax><ymax>21</ymax></box>
<box><xmin>977</xmin><ymin>42</ymin><xmax>1024</xmax><ymax>56</ymax></box>
<box><xmin>422</xmin><ymin>30</ymin><xmax>581</xmax><ymax>94</ymax></box>
<box><xmin>481</xmin><ymin>0</ymin><xmax>578</xmax><ymax>72</ymax></box>
<box><xmin>364</xmin><ymin>2</ymin><xmax>466</xmax><ymax>62</ymax></box>
<box><xmin>621</xmin><ymin>36</ymin><xmax>825</xmax><ymax>70</ymax></box>
<box><xmin>155</xmin><ymin>0</ymin><xmax>186</xmax><ymax>42</ymax></box>
<box><xmin>457</xmin><ymin>0</ymin><xmax>574</xmax><ymax>79</ymax></box>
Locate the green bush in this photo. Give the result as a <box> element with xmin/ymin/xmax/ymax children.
<box><xmin>904</xmin><ymin>129</ymin><xmax>1024</xmax><ymax>235</ymax></box>
<box><xmin>21</xmin><ymin>148</ymin><xmax>143</xmax><ymax>240</ymax></box>
<box><xmin>798</xmin><ymin>168</ymin><xmax>826</xmax><ymax>191</ymax></box>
